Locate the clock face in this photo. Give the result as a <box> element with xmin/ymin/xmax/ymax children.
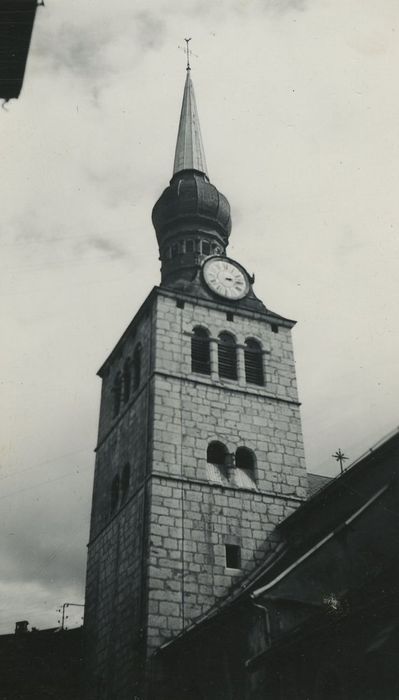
<box><xmin>203</xmin><ymin>258</ymin><xmax>249</xmax><ymax>299</ymax></box>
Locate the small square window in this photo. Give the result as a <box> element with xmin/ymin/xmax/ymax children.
<box><xmin>225</xmin><ymin>544</ymin><xmax>241</xmax><ymax>569</ymax></box>
<box><xmin>226</xmin><ymin>312</ymin><xmax>234</xmax><ymax>322</ymax></box>
<box><xmin>176</xmin><ymin>299</ymin><xmax>185</xmax><ymax>309</ymax></box>
<box><xmin>271</xmin><ymin>323</ymin><xmax>279</xmax><ymax>334</ymax></box>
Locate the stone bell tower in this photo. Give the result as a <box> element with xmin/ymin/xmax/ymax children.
<box><xmin>84</xmin><ymin>65</ymin><xmax>308</xmax><ymax>700</ymax></box>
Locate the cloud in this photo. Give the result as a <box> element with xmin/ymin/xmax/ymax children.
<box><xmin>135</xmin><ymin>11</ymin><xmax>167</xmax><ymax>51</ymax></box>
<box><xmin>34</xmin><ymin>22</ymin><xmax>115</xmax><ymax>80</ymax></box>
<box><xmin>81</xmin><ymin>236</ymin><xmax>127</xmax><ymax>260</ymax></box>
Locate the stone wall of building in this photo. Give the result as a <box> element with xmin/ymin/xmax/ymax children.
<box><xmin>144</xmin><ymin>291</ymin><xmax>307</xmax><ymax>651</ymax></box>
<box><xmin>85</xmin><ymin>300</ymin><xmax>156</xmax><ymax>700</ymax></box>
<box><xmin>85</xmin><ymin>491</ymin><xmax>147</xmax><ymax>699</ymax></box>
<box><xmin>85</xmin><ymin>288</ymin><xmax>308</xmax><ymax>698</ymax></box>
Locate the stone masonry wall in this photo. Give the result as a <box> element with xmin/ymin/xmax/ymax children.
<box><xmin>85</xmin><ymin>287</ymin><xmax>308</xmax><ymax>698</ymax></box>
<box><xmin>145</xmin><ymin>291</ymin><xmax>307</xmax><ymax>652</ymax></box>
<box><xmin>85</xmin><ymin>301</ymin><xmax>156</xmax><ymax>700</ymax></box>
<box><xmin>85</xmin><ymin>491</ymin><xmax>146</xmax><ymax>700</ymax></box>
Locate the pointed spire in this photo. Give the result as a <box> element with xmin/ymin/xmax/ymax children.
<box><xmin>173</xmin><ymin>69</ymin><xmax>208</xmax><ymax>177</ymax></box>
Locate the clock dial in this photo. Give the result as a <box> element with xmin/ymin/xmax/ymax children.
<box><xmin>203</xmin><ymin>258</ymin><xmax>249</xmax><ymax>299</ymax></box>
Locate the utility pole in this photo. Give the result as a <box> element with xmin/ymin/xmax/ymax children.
<box><xmin>57</xmin><ymin>602</ymin><xmax>85</xmax><ymax>630</ymax></box>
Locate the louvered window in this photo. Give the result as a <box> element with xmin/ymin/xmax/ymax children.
<box><xmin>191</xmin><ymin>327</ymin><xmax>211</xmax><ymax>375</ymax></box>
<box><xmin>218</xmin><ymin>332</ymin><xmax>237</xmax><ymax>380</ymax></box>
<box><xmin>133</xmin><ymin>344</ymin><xmax>141</xmax><ymax>390</ymax></box>
<box><xmin>244</xmin><ymin>338</ymin><xmax>264</xmax><ymax>386</ymax></box>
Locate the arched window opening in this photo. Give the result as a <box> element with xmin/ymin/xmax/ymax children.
<box><xmin>111</xmin><ymin>475</ymin><xmax>119</xmax><ymax>513</ymax></box>
<box><xmin>244</xmin><ymin>338</ymin><xmax>264</xmax><ymax>386</ymax></box>
<box><xmin>191</xmin><ymin>327</ymin><xmax>211</xmax><ymax>375</ymax></box>
<box><xmin>235</xmin><ymin>447</ymin><xmax>257</xmax><ymax>488</ymax></box>
<box><xmin>218</xmin><ymin>332</ymin><xmax>237</xmax><ymax>380</ymax></box>
<box><xmin>133</xmin><ymin>344</ymin><xmax>141</xmax><ymax>391</ymax></box>
<box><xmin>206</xmin><ymin>441</ymin><xmax>229</xmax><ymax>486</ymax></box>
<box><xmin>207</xmin><ymin>441</ymin><xmax>228</xmax><ymax>466</ymax></box>
<box><xmin>112</xmin><ymin>372</ymin><xmax>122</xmax><ymax>417</ymax></box>
<box><xmin>121</xmin><ymin>463</ymin><xmax>130</xmax><ymax>501</ymax></box>
<box><xmin>123</xmin><ymin>359</ymin><xmax>131</xmax><ymax>404</ymax></box>
<box><xmin>236</xmin><ymin>447</ymin><xmax>255</xmax><ymax>471</ymax></box>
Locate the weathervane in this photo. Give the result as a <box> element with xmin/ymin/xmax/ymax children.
<box><xmin>332</xmin><ymin>448</ymin><xmax>348</xmax><ymax>474</ymax></box>
<box><xmin>178</xmin><ymin>38</ymin><xmax>198</xmax><ymax>71</ymax></box>
<box><xmin>184</xmin><ymin>38</ymin><xmax>192</xmax><ymax>70</ymax></box>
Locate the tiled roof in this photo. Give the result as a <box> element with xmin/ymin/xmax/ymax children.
<box><xmin>307</xmin><ymin>472</ymin><xmax>333</xmax><ymax>497</ymax></box>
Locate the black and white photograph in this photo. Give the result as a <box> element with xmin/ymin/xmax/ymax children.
<box><xmin>2</xmin><ymin>0</ymin><xmax>399</xmax><ymax>697</ymax></box>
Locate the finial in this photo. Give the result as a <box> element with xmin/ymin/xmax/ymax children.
<box><xmin>184</xmin><ymin>37</ymin><xmax>192</xmax><ymax>71</ymax></box>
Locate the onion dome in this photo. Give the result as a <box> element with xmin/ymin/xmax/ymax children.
<box><xmin>152</xmin><ymin>170</ymin><xmax>232</xmax><ymax>247</ymax></box>
<box><xmin>152</xmin><ymin>69</ymin><xmax>232</xmax><ymax>285</ymax></box>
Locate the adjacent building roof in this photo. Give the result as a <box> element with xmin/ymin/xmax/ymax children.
<box><xmin>160</xmin><ymin>427</ymin><xmax>399</xmax><ymax>655</ymax></box>
<box><xmin>307</xmin><ymin>472</ymin><xmax>332</xmax><ymax>497</ymax></box>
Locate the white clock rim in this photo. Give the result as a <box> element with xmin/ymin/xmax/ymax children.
<box><xmin>203</xmin><ymin>258</ymin><xmax>249</xmax><ymax>300</ymax></box>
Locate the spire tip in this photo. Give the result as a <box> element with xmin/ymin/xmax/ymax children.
<box><xmin>184</xmin><ymin>37</ymin><xmax>192</xmax><ymax>71</ymax></box>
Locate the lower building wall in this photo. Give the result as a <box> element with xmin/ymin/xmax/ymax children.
<box><xmin>145</xmin><ymin>475</ymin><xmax>300</xmax><ymax>654</ymax></box>
<box><xmin>84</xmin><ymin>489</ymin><xmax>147</xmax><ymax>700</ymax></box>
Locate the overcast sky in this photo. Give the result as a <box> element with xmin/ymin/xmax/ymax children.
<box><xmin>1</xmin><ymin>0</ymin><xmax>398</xmax><ymax>633</ymax></box>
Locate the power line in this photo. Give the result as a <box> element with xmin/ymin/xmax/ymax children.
<box><xmin>0</xmin><ymin>446</ymin><xmax>92</xmax><ymax>482</ymax></box>
<box><xmin>0</xmin><ymin>464</ymin><xmax>92</xmax><ymax>502</ymax></box>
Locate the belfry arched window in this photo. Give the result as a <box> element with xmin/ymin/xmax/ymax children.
<box><xmin>191</xmin><ymin>327</ymin><xmax>211</xmax><ymax>375</ymax></box>
<box><xmin>235</xmin><ymin>447</ymin><xmax>257</xmax><ymax>488</ymax></box>
<box><xmin>123</xmin><ymin>359</ymin><xmax>131</xmax><ymax>404</ymax></box>
<box><xmin>218</xmin><ymin>332</ymin><xmax>237</xmax><ymax>380</ymax></box>
<box><xmin>244</xmin><ymin>338</ymin><xmax>264</xmax><ymax>386</ymax></box>
<box><xmin>206</xmin><ymin>441</ymin><xmax>229</xmax><ymax>485</ymax></box>
<box><xmin>133</xmin><ymin>344</ymin><xmax>141</xmax><ymax>391</ymax></box>
<box><xmin>111</xmin><ymin>474</ymin><xmax>119</xmax><ymax>513</ymax></box>
<box><xmin>112</xmin><ymin>372</ymin><xmax>122</xmax><ymax>417</ymax></box>
<box><xmin>207</xmin><ymin>441</ymin><xmax>228</xmax><ymax>467</ymax></box>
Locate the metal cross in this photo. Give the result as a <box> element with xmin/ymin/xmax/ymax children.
<box><xmin>184</xmin><ymin>38</ymin><xmax>192</xmax><ymax>70</ymax></box>
<box><xmin>178</xmin><ymin>38</ymin><xmax>198</xmax><ymax>71</ymax></box>
<box><xmin>332</xmin><ymin>448</ymin><xmax>348</xmax><ymax>474</ymax></box>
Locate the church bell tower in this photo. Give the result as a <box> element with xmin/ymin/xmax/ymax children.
<box><xmin>84</xmin><ymin>64</ymin><xmax>308</xmax><ymax>700</ymax></box>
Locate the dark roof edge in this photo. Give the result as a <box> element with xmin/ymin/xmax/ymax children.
<box><xmin>279</xmin><ymin>426</ymin><xmax>399</xmax><ymax>531</ymax></box>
